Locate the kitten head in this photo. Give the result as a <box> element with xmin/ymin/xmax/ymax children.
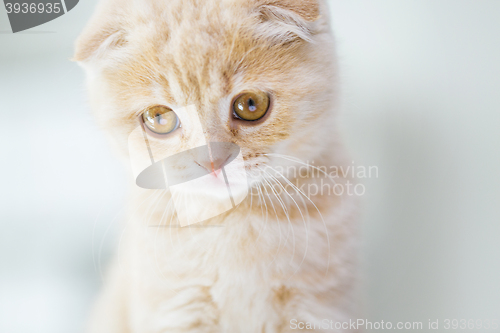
<box><xmin>75</xmin><ymin>0</ymin><xmax>340</xmax><ymax>186</ymax></box>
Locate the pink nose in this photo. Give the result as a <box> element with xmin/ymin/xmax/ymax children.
<box><xmin>196</xmin><ymin>157</ymin><xmax>228</xmax><ymax>174</ymax></box>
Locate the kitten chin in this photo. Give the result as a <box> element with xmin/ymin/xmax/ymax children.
<box><xmin>76</xmin><ymin>0</ymin><xmax>359</xmax><ymax>332</ymax></box>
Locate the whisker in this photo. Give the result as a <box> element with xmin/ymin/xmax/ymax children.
<box><xmin>255</xmin><ymin>166</ymin><xmax>296</xmax><ymax>266</ymax></box>
<box><xmin>237</xmin><ymin>170</ymin><xmax>256</xmax><ymax>243</ymax></box>
<box><xmin>266</xmin><ymin>165</ymin><xmax>331</xmax><ymax>277</ymax></box>
<box><xmin>264</xmin><ymin>153</ymin><xmax>342</xmax><ymax>188</ymax></box>
<box><xmin>254</xmin><ymin>183</ymin><xmax>270</xmax><ymax>245</ymax></box>
<box><xmin>258</xmin><ymin>172</ymin><xmax>288</xmax><ymax>272</ymax></box>
<box><xmin>260</xmin><ymin>166</ymin><xmax>310</xmax><ymax>280</ymax></box>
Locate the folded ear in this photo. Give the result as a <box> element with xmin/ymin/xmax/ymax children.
<box><xmin>73</xmin><ymin>0</ymin><xmax>127</xmax><ymax>62</ymax></box>
<box><xmin>254</xmin><ymin>0</ymin><xmax>322</xmax><ymax>43</ymax></box>
<box><xmin>260</xmin><ymin>0</ymin><xmax>320</xmax><ymax>22</ymax></box>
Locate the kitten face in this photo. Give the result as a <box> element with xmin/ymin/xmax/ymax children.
<box><xmin>75</xmin><ymin>0</ymin><xmax>338</xmax><ymax>184</ymax></box>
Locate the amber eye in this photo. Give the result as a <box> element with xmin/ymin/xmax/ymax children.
<box><xmin>142</xmin><ymin>106</ymin><xmax>180</xmax><ymax>135</ymax></box>
<box><xmin>233</xmin><ymin>91</ymin><xmax>270</xmax><ymax>121</ymax></box>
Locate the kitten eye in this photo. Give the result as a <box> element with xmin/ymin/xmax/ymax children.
<box><xmin>233</xmin><ymin>91</ymin><xmax>270</xmax><ymax>121</ymax></box>
<box><xmin>142</xmin><ymin>106</ymin><xmax>180</xmax><ymax>135</ymax></box>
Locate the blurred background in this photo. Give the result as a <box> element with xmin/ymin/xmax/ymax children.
<box><xmin>1</xmin><ymin>1</ymin><xmax>499</xmax><ymax>332</ymax></box>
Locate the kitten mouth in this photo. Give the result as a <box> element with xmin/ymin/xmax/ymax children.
<box><xmin>209</xmin><ymin>169</ymin><xmax>222</xmax><ymax>178</ymax></box>
<box><xmin>194</xmin><ymin>154</ymin><xmax>231</xmax><ymax>176</ymax></box>
<box><xmin>194</xmin><ymin>161</ymin><xmax>224</xmax><ymax>182</ymax></box>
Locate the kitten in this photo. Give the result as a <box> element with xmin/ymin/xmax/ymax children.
<box><xmin>75</xmin><ymin>0</ymin><xmax>359</xmax><ymax>332</ymax></box>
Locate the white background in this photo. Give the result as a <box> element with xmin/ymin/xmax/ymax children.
<box><xmin>1</xmin><ymin>1</ymin><xmax>499</xmax><ymax>332</ymax></box>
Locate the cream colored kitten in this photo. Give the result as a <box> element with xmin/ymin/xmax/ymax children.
<box><xmin>75</xmin><ymin>0</ymin><xmax>359</xmax><ymax>332</ymax></box>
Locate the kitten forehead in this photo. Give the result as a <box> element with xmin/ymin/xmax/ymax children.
<box><xmin>104</xmin><ymin>4</ymin><xmax>318</xmax><ymax>109</ymax></box>
<box><xmin>74</xmin><ymin>0</ymin><xmax>327</xmax><ymax>63</ymax></box>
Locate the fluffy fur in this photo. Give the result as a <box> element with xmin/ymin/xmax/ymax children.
<box><xmin>75</xmin><ymin>0</ymin><xmax>359</xmax><ymax>332</ymax></box>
